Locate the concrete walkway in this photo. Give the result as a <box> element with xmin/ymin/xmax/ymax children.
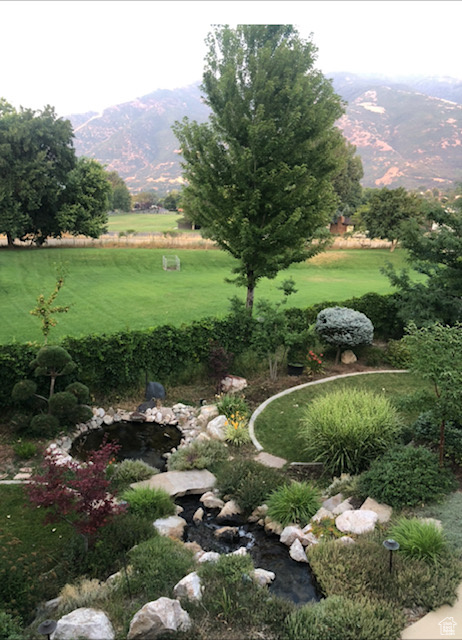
<box><xmin>247</xmin><ymin>369</ymin><xmax>462</xmax><ymax>639</ymax></box>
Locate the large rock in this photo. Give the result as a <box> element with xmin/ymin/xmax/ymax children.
<box><xmin>289</xmin><ymin>538</ymin><xmax>309</xmax><ymax>563</ymax></box>
<box><xmin>220</xmin><ymin>375</ymin><xmax>248</xmax><ymax>394</ymax></box>
<box><xmin>131</xmin><ymin>469</ymin><xmax>216</xmax><ymax>497</ymax></box>
<box><xmin>332</xmin><ymin>498</ymin><xmax>354</xmax><ymax>515</ymax></box>
<box><xmin>336</xmin><ymin>509</ymin><xmax>378</xmax><ymax>534</ymax></box>
<box><xmin>196</xmin><ymin>405</ymin><xmax>219</xmax><ymax>429</ymax></box>
<box><xmin>217</xmin><ymin>500</ymin><xmax>242</xmax><ymax>521</ymax></box>
<box><xmin>341</xmin><ymin>350</ymin><xmax>357</xmax><ymax>364</ymax></box>
<box><xmin>311</xmin><ymin>507</ymin><xmax>334</xmax><ymax>523</ymax></box>
<box><xmin>173</xmin><ymin>571</ymin><xmax>202</xmax><ymax>602</ymax></box>
<box><xmin>200</xmin><ymin>491</ymin><xmax>225</xmax><ymax>509</ymax></box>
<box><xmin>145</xmin><ymin>381</ymin><xmax>166</xmax><ymax>402</ymax></box>
<box><xmin>127</xmin><ymin>598</ymin><xmax>191</xmax><ymax>639</ymax></box>
<box><xmin>360</xmin><ymin>497</ymin><xmax>392</xmax><ymax>523</ymax></box>
<box><xmin>53</xmin><ymin>608</ymin><xmax>115</xmax><ymax>640</ymax></box>
<box><xmin>322</xmin><ymin>493</ymin><xmax>344</xmax><ymax>512</ymax></box>
<box><xmin>153</xmin><ymin>515</ymin><xmax>187</xmax><ymax>539</ymax></box>
<box><xmin>206</xmin><ymin>415</ymin><xmax>228</xmax><ymax>441</ymax></box>
<box><xmin>252</xmin><ymin>568</ymin><xmax>276</xmax><ymax>586</ymax></box>
<box><xmin>280</xmin><ymin>525</ymin><xmax>304</xmax><ymax>547</ymax></box>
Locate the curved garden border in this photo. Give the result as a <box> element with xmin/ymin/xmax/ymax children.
<box><xmin>249</xmin><ymin>369</ymin><xmax>409</xmax><ymax>452</ymax></box>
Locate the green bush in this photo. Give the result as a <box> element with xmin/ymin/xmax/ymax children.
<box><xmin>13</xmin><ymin>442</ymin><xmax>37</xmax><ymax>460</ymax></box>
<box><xmin>390</xmin><ymin>517</ymin><xmax>447</xmax><ymax>563</ymax></box>
<box><xmin>108</xmin><ymin>458</ymin><xmax>159</xmax><ymax>490</ymax></box>
<box><xmin>215</xmin><ymin>459</ymin><xmax>286</xmax><ymax>515</ymax></box>
<box><xmin>308</xmin><ymin>537</ymin><xmax>462</xmax><ymax>611</ymax></box>
<box><xmin>65</xmin><ymin>381</ymin><xmax>90</xmax><ymax>404</ymax></box>
<box><xmin>315</xmin><ymin>306</ymin><xmax>374</xmax><ymax>356</ymax></box>
<box><xmin>28</xmin><ymin>413</ymin><xmax>60</xmax><ymax>438</ymax></box>
<box><xmin>167</xmin><ymin>440</ymin><xmax>229</xmax><ymax>472</ymax></box>
<box><xmin>299</xmin><ymin>389</ymin><xmax>402</xmax><ymax>475</ymax></box>
<box><xmin>216</xmin><ymin>393</ymin><xmax>250</xmax><ymax>419</ymax></box>
<box><xmin>358</xmin><ymin>445</ymin><xmax>456</xmax><ymax>508</ymax></box>
<box><xmin>284</xmin><ymin>595</ymin><xmax>404</xmax><ymax>640</ymax></box>
<box><xmin>266</xmin><ymin>481</ymin><xmax>321</xmax><ymax>527</ymax></box>
<box><xmin>412</xmin><ymin>411</ymin><xmax>462</xmax><ymax>464</ymax></box>
<box><xmin>122</xmin><ymin>535</ymin><xmax>195</xmax><ymax>599</ymax></box>
<box><xmin>11</xmin><ymin>379</ymin><xmax>37</xmax><ymax>404</ymax></box>
<box><xmin>0</xmin><ymin>609</ymin><xmax>23</xmax><ymax>640</ymax></box>
<box><xmin>68</xmin><ymin>404</ymin><xmax>93</xmax><ymax>425</ymax></box>
<box><xmin>120</xmin><ymin>486</ymin><xmax>175</xmax><ymax>520</ymax></box>
<box><xmin>48</xmin><ymin>391</ymin><xmax>78</xmax><ymax>423</ymax></box>
<box><xmin>385</xmin><ymin>338</ymin><xmax>411</xmax><ymax>368</ymax></box>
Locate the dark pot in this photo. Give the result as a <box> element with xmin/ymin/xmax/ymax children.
<box><xmin>287</xmin><ymin>363</ymin><xmax>305</xmax><ymax>376</ymax></box>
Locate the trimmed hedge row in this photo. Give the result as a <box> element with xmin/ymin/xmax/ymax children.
<box><xmin>0</xmin><ymin>292</ymin><xmax>403</xmax><ymax>410</ymax></box>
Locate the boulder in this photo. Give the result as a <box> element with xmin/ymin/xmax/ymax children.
<box><xmin>332</xmin><ymin>498</ymin><xmax>354</xmax><ymax>515</ymax></box>
<box><xmin>200</xmin><ymin>492</ymin><xmax>225</xmax><ymax>509</ymax></box>
<box><xmin>360</xmin><ymin>497</ymin><xmax>392</xmax><ymax>523</ymax></box>
<box><xmin>248</xmin><ymin>504</ymin><xmax>268</xmax><ymax>523</ymax></box>
<box><xmin>131</xmin><ymin>469</ymin><xmax>216</xmax><ymax>498</ymax></box>
<box><xmin>53</xmin><ymin>608</ymin><xmax>115</xmax><ymax>640</ymax></box>
<box><xmin>252</xmin><ymin>568</ymin><xmax>276</xmax><ymax>586</ymax></box>
<box><xmin>335</xmin><ymin>509</ymin><xmax>378</xmax><ymax>535</ymax></box>
<box><xmin>335</xmin><ymin>536</ymin><xmax>356</xmax><ymax>545</ymax></box>
<box><xmin>153</xmin><ymin>515</ymin><xmax>187</xmax><ymax>539</ymax></box>
<box><xmin>220</xmin><ymin>375</ymin><xmax>248</xmax><ymax>394</ymax></box>
<box><xmin>173</xmin><ymin>572</ymin><xmax>202</xmax><ymax>602</ymax></box>
<box><xmin>214</xmin><ymin>526</ymin><xmax>240</xmax><ymax>542</ymax></box>
<box><xmin>341</xmin><ymin>350</ymin><xmax>357</xmax><ymax>364</ymax></box>
<box><xmin>127</xmin><ymin>598</ymin><xmax>191</xmax><ymax>639</ymax></box>
<box><xmin>217</xmin><ymin>500</ymin><xmax>242</xmax><ymax>521</ymax></box>
<box><xmin>280</xmin><ymin>525</ymin><xmax>304</xmax><ymax>547</ymax></box>
<box><xmin>264</xmin><ymin>517</ymin><xmax>283</xmax><ymax>536</ymax></box>
<box><xmin>300</xmin><ymin>531</ymin><xmax>319</xmax><ymax>547</ymax></box>
<box><xmin>197</xmin><ymin>551</ymin><xmax>221</xmax><ymax>564</ymax></box>
<box><xmin>322</xmin><ymin>493</ymin><xmax>344</xmax><ymax>512</ymax></box>
<box><xmin>206</xmin><ymin>415</ymin><xmax>228</xmax><ymax>441</ymax></box>
<box><xmin>311</xmin><ymin>507</ymin><xmax>334</xmax><ymax>523</ymax></box>
<box><xmin>193</xmin><ymin>507</ymin><xmax>204</xmax><ymax>524</ymax></box>
<box><xmin>145</xmin><ymin>381</ymin><xmax>166</xmax><ymax>402</ymax></box>
<box><xmin>196</xmin><ymin>405</ymin><xmax>219</xmax><ymax>429</ymax></box>
<box><xmin>231</xmin><ymin>547</ymin><xmax>248</xmax><ymax>556</ymax></box>
<box><xmin>289</xmin><ymin>538</ymin><xmax>309</xmax><ymax>563</ymax></box>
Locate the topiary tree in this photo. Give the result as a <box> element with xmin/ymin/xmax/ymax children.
<box><xmin>315</xmin><ymin>306</ymin><xmax>374</xmax><ymax>364</ymax></box>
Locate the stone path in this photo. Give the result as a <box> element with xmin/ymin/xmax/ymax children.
<box><xmin>131</xmin><ymin>469</ymin><xmax>216</xmax><ymax>497</ymax></box>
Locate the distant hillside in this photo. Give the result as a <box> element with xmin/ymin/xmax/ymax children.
<box><xmin>69</xmin><ymin>73</ymin><xmax>462</xmax><ymax>194</ymax></box>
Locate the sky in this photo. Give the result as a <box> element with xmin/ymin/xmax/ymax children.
<box><xmin>1</xmin><ymin>0</ymin><xmax>462</xmax><ymax>118</ymax></box>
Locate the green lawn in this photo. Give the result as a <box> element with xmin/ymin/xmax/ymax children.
<box><xmin>253</xmin><ymin>372</ymin><xmax>433</xmax><ymax>461</ymax></box>
<box><xmin>0</xmin><ymin>247</ymin><xmax>421</xmax><ymax>344</ymax></box>
<box><xmin>106</xmin><ymin>212</ymin><xmax>184</xmax><ymax>234</ymax></box>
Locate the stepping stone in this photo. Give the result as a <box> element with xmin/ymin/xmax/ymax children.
<box><xmin>13</xmin><ymin>473</ymin><xmax>31</xmax><ymax>481</ymax></box>
<box><xmin>254</xmin><ymin>452</ymin><xmax>287</xmax><ymax>469</ymax></box>
<box><xmin>131</xmin><ymin>469</ymin><xmax>216</xmax><ymax>497</ymax></box>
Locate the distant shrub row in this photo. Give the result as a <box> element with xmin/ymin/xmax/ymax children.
<box><xmin>0</xmin><ymin>292</ymin><xmax>403</xmax><ymax>410</ymax></box>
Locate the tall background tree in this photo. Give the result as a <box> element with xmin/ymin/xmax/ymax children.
<box><xmin>106</xmin><ymin>170</ymin><xmax>132</xmax><ymax>212</ymax></box>
<box><xmin>173</xmin><ymin>24</ymin><xmax>348</xmax><ymax>310</ymax></box>
<box><xmin>0</xmin><ymin>100</ymin><xmax>110</xmax><ymax>246</ymax></box>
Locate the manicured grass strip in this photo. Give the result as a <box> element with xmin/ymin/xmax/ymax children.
<box><xmin>106</xmin><ymin>212</ymin><xmax>183</xmax><ymax>234</ymax></box>
<box><xmin>253</xmin><ymin>372</ymin><xmax>432</xmax><ymax>462</ymax></box>
<box><xmin>0</xmin><ymin>248</ymin><xmax>420</xmax><ymax>344</ymax></box>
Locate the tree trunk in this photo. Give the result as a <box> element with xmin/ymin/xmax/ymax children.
<box><xmin>390</xmin><ymin>239</ymin><xmax>397</xmax><ymax>252</ymax></box>
<box><xmin>246</xmin><ymin>272</ymin><xmax>255</xmax><ymax>311</ymax></box>
<box><xmin>335</xmin><ymin>347</ymin><xmax>341</xmax><ymax>365</ymax></box>
<box><xmin>49</xmin><ymin>374</ymin><xmax>56</xmax><ymax>398</ymax></box>
<box><xmin>6</xmin><ymin>232</ymin><xmax>14</xmax><ymax>247</ymax></box>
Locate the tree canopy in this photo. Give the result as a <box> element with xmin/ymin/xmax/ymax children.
<box><xmin>173</xmin><ymin>24</ymin><xmax>348</xmax><ymax>309</ymax></box>
<box><xmin>0</xmin><ymin>99</ymin><xmax>111</xmax><ymax>245</ymax></box>
<box><xmin>106</xmin><ymin>170</ymin><xmax>132</xmax><ymax>212</ymax></box>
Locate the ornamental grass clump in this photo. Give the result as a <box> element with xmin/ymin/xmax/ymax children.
<box><xmin>120</xmin><ymin>486</ymin><xmax>175</xmax><ymax>520</ymax></box>
<box><xmin>266</xmin><ymin>481</ymin><xmax>321</xmax><ymax>528</ymax></box>
<box><xmin>390</xmin><ymin>517</ymin><xmax>447</xmax><ymax>563</ymax></box>
<box><xmin>299</xmin><ymin>389</ymin><xmax>402</xmax><ymax>475</ymax></box>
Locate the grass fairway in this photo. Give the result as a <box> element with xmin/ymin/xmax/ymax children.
<box><xmin>0</xmin><ymin>247</ymin><xmax>420</xmax><ymax>344</ymax></box>
<box><xmin>106</xmin><ymin>212</ymin><xmax>183</xmax><ymax>234</ymax></box>
<box><xmin>254</xmin><ymin>372</ymin><xmax>432</xmax><ymax>462</ymax></box>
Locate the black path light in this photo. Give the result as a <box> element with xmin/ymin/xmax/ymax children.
<box><xmin>37</xmin><ymin>619</ymin><xmax>57</xmax><ymax>639</ymax></box>
<box><xmin>383</xmin><ymin>538</ymin><xmax>400</xmax><ymax>573</ymax></box>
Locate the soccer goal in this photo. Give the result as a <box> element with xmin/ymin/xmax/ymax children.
<box><xmin>162</xmin><ymin>255</ymin><xmax>181</xmax><ymax>271</ymax></box>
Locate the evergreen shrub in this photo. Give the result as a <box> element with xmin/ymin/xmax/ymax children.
<box><xmin>412</xmin><ymin>411</ymin><xmax>462</xmax><ymax>464</ymax></box>
<box><xmin>358</xmin><ymin>445</ymin><xmax>456</xmax><ymax>507</ymax></box>
<box><xmin>167</xmin><ymin>440</ymin><xmax>229</xmax><ymax>472</ymax></box>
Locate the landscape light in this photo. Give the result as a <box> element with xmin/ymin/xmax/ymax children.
<box><xmin>37</xmin><ymin>619</ymin><xmax>57</xmax><ymax>639</ymax></box>
<box><xmin>383</xmin><ymin>538</ymin><xmax>400</xmax><ymax>573</ymax></box>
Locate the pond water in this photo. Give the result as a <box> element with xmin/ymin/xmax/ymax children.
<box><xmin>177</xmin><ymin>495</ymin><xmax>321</xmax><ymax>605</ymax></box>
<box><xmin>70</xmin><ymin>422</ymin><xmax>182</xmax><ymax>471</ymax></box>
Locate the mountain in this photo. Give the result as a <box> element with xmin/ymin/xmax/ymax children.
<box><xmin>69</xmin><ymin>73</ymin><xmax>462</xmax><ymax>194</ymax></box>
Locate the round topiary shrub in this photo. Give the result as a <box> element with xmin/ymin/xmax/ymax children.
<box><xmin>358</xmin><ymin>445</ymin><xmax>456</xmax><ymax>508</ymax></box>
<box><xmin>28</xmin><ymin>413</ymin><xmax>61</xmax><ymax>438</ymax></box>
<box><xmin>284</xmin><ymin>595</ymin><xmax>404</xmax><ymax>640</ymax></box>
<box><xmin>48</xmin><ymin>391</ymin><xmax>78</xmax><ymax>423</ymax></box>
<box><xmin>299</xmin><ymin>389</ymin><xmax>402</xmax><ymax>475</ymax></box>
<box><xmin>11</xmin><ymin>379</ymin><xmax>37</xmax><ymax>403</ymax></box>
<box><xmin>315</xmin><ymin>306</ymin><xmax>374</xmax><ymax>363</ymax></box>
<box><xmin>65</xmin><ymin>382</ymin><xmax>90</xmax><ymax>404</ymax></box>
<box><xmin>266</xmin><ymin>481</ymin><xmax>321</xmax><ymax>527</ymax></box>
<box><xmin>120</xmin><ymin>486</ymin><xmax>176</xmax><ymax>520</ymax></box>
<box><xmin>390</xmin><ymin>517</ymin><xmax>447</xmax><ymax>564</ymax></box>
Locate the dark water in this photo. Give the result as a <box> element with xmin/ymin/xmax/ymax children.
<box><xmin>177</xmin><ymin>495</ymin><xmax>321</xmax><ymax>605</ymax></box>
<box><xmin>70</xmin><ymin>422</ymin><xmax>182</xmax><ymax>471</ymax></box>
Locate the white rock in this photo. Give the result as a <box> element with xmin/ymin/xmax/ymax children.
<box><xmin>322</xmin><ymin>493</ymin><xmax>344</xmax><ymax>512</ymax></box>
<box><xmin>153</xmin><ymin>516</ymin><xmax>187</xmax><ymax>540</ymax></box>
<box><xmin>231</xmin><ymin>547</ymin><xmax>248</xmax><ymax>556</ymax></box>
<box><xmin>173</xmin><ymin>572</ymin><xmax>202</xmax><ymax>602</ymax></box>
<box><xmin>127</xmin><ymin>597</ymin><xmax>191</xmax><ymax>639</ymax></box>
<box><xmin>53</xmin><ymin>607</ymin><xmax>115</xmax><ymax>640</ymax></box>
<box><xmin>360</xmin><ymin>497</ymin><xmax>392</xmax><ymax>523</ymax></box>
<box><xmin>300</xmin><ymin>532</ymin><xmax>319</xmax><ymax>547</ymax></box>
<box><xmin>197</xmin><ymin>551</ymin><xmax>220</xmax><ymax>564</ymax></box>
<box><xmin>335</xmin><ymin>536</ymin><xmax>356</xmax><ymax>545</ymax></box>
<box><xmin>102</xmin><ymin>415</ymin><xmax>114</xmax><ymax>426</ymax></box>
<box><xmin>196</xmin><ymin>405</ymin><xmax>219</xmax><ymax>429</ymax></box>
<box><xmin>206</xmin><ymin>415</ymin><xmax>228</xmax><ymax>441</ymax></box>
<box><xmin>193</xmin><ymin>507</ymin><xmax>204</xmax><ymax>523</ymax></box>
<box><xmin>289</xmin><ymin>538</ymin><xmax>309</xmax><ymax>563</ymax></box>
<box><xmin>200</xmin><ymin>492</ymin><xmax>225</xmax><ymax>509</ymax></box>
<box><xmin>280</xmin><ymin>525</ymin><xmax>304</xmax><ymax>547</ymax></box>
<box><xmin>335</xmin><ymin>509</ymin><xmax>378</xmax><ymax>535</ymax></box>
<box><xmin>341</xmin><ymin>350</ymin><xmax>357</xmax><ymax>364</ymax></box>
<box><xmin>217</xmin><ymin>500</ymin><xmax>242</xmax><ymax>520</ymax></box>
<box><xmin>311</xmin><ymin>507</ymin><xmax>334</xmax><ymax>523</ymax></box>
<box><xmin>264</xmin><ymin>517</ymin><xmax>283</xmax><ymax>536</ymax></box>
<box><xmin>195</xmin><ymin>432</ymin><xmax>211</xmax><ymax>443</ymax></box>
<box><xmin>252</xmin><ymin>568</ymin><xmax>276</xmax><ymax>586</ymax></box>
<box><xmin>332</xmin><ymin>499</ymin><xmax>354</xmax><ymax>515</ymax></box>
<box><xmin>220</xmin><ymin>375</ymin><xmax>248</xmax><ymax>394</ymax></box>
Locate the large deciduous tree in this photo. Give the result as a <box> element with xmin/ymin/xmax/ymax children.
<box><xmin>360</xmin><ymin>186</ymin><xmax>422</xmax><ymax>251</ymax></box>
<box><xmin>106</xmin><ymin>170</ymin><xmax>132</xmax><ymax>212</ymax></box>
<box><xmin>173</xmin><ymin>25</ymin><xmax>347</xmax><ymax>310</ymax></box>
<box><xmin>0</xmin><ymin>99</ymin><xmax>110</xmax><ymax>246</ymax></box>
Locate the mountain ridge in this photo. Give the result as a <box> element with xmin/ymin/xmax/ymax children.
<box><xmin>68</xmin><ymin>73</ymin><xmax>462</xmax><ymax>194</ymax></box>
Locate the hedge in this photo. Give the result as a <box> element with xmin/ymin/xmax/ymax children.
<box><xmin>0</xmin><ymin>292</ymin><xmax>403</xmax><ymax>410</ymax></box>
